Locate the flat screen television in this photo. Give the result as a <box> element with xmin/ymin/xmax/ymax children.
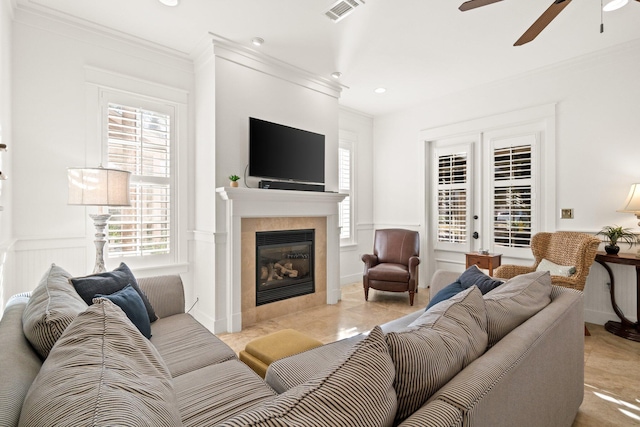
<box><xmin>249</xmin><ymin>117</ymin><xmax>325</xmax><ymax>184</ymax></box>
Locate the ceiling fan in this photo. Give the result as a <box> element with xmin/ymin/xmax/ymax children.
<box><xmin>459</xmin><ymin>0</ymin><xmax>639</xmax><ymax>46</ymax></box>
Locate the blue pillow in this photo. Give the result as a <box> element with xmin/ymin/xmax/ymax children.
<box><xmin>458</xmin><ymin>265</ymin><xmax>504</xmax><ymax>294</ymax></box>
<box><xmin>425</xmin><ymin>265</ymin><xmax>504</xmax><ymax>311</ymax></box>
<box><xmin>95</xmin><ymin>284</ymin><xmax>152</xmax><ymax>339</ymax></box>
<box><xmin>425</xmin><ymin>281</ymin><xmax>467</xmax><ymax>310</ymax></box>
<box><xmin>70</xmin><ymin>263</ymin><xmax>157</xmax><ymax>322</ymax></box>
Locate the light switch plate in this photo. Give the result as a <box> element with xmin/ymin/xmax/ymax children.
<box><xmin>561</xmin><ymin>208</ymin><xmax>574</xmax><ymax>219</ymax></box>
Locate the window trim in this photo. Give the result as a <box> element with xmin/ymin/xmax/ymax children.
<box><xmin>85</xmin><ymin>67</ymin><xmax>188</xmax><ymax>271</ymax></box>
<box><xmin>339</xmin><ymin>130</ymin><xmax>357</xmax><ymax>246</ymax></box>
<box><xmin>432</xmin><ymin>140</ymin><xmax>474</xmax><ymax>253</ymax></box>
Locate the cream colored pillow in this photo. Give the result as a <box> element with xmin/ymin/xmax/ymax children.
<box><xmin>19</xmin><ymin>299</ymin><xmax>181</xmax><ymax>426</ymax></box>
<box><xmin>536</xmin><ymin>258</ymin><xmax>576</xmax><ymax>277</ymax></box>
<box><xmin>22</xmin><ymin>264</ymin><xmax>88</xmax><ymax>358</ymax></box>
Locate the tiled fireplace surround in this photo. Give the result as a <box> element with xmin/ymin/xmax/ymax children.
<box><xmin>217</xmin><ymin>187</ymin><xmax>346</xmax><ymax>332</ymax></box>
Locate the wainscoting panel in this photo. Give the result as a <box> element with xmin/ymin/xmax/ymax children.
<box><xmin>13</xmin><ymin>239</ymin><xmax>87</xmax><ymax>298</ymax></box>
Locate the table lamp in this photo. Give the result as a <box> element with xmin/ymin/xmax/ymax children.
<box><xmin>68</xmin><ymin>166</ymin><xmax>131</xmax><ymax>273</ymax></box>
<box><xmin>617</xmin><ymin>183</ymin><xmax>640</xmax><ymax>257</ymax></box>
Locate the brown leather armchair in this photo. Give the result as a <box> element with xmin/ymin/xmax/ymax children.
<box><xmin>362</xmin><ymin>229</ymin><xmax>420</xmax><ymax>305</ymax></box>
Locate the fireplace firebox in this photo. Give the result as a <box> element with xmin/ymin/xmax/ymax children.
<box><xmin>255</xmin><ymin>229</ymin><xmax>315</xmax><ymax>306</ymax></box>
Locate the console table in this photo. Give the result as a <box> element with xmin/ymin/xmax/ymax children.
<box><xmin>594</xmin><ymin>251</ymin><xmax>640</xmax><ymax>342</ymax></box>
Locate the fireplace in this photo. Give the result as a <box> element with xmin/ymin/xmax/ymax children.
<box><xmin>255</xmin><ymin>229</ymin><xmax>315</xmax><ymax>306</ymax></box>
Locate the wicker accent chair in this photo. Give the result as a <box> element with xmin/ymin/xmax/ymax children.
<box><xmin>494</xmin><ymin>231</ymin><xmax>601</xmax><ymax>336</ymax></box>
<box><xmin>493</xmin><ymin>231</ymin><xmax>601</xmax><ymax>292</ymax></box>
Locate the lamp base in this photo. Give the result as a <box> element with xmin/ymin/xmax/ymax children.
<box><xmin>89</xmin><ymin>213</ymin><xmax>111</xmax><ymax>274</ymax></box>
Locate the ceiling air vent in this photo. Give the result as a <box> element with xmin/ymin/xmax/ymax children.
<box><xmin>325</xmin><ymin>0</ymin><xmax>365</xmax><ymax>23</ymax></box>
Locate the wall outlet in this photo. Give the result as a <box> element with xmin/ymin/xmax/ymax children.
<box><xmin>561</xmin><ymin>208</ymin><xmax>574</xmax><ymax>219</ymax></box>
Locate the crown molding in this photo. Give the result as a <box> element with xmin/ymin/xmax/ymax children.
<box><xmin>208</xmin><ymin>32</ymin><xmax>347</xmax><ymax>100</ymax></box>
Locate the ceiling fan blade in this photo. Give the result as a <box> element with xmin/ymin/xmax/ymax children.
<box><xmin>514</xmin><ymin>0</ymin><xmax>573</xmax><ymax>46</ymax></box>
<box><xmin>459</xmin><ymin>0</ymin><xmax>503</xmax><ymax>12</ymax></box>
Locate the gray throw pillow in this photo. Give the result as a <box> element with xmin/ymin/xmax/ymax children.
<box><xmin>484</xmin><ymin>270</ymin><xmax>552</xmax><ymax>347</ymax></box>
<box><xmin>386</xmin><ymin>286</ymin><xmax>488</xmax><ymax>425</ymax></box>
<box><xmin>22</xmin><ymin>264</ymin><xmax>88</xmax><ymax>359</ymax></box>
<box><xmin>19</xmin><ymin>299</ymin><xmax>181</xmax><ymax>426</ymax></box>
<box><xmin>219</xmin><ymin>326</ymin><xmax>397</xmax><ymax>427</ymax></box>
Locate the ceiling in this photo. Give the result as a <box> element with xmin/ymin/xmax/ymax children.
<box><xmin>15</xmin><ymin>0</ymin><xmax>640</xmax><ymax>116</ymax></box>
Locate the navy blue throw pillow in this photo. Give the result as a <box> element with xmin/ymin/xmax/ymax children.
<box><xmin>95</xmin><ymin>284</ymin><xmax>151</xmax><ymax>339</ymax></box>
<box><xmin>70</xmin><ymin>263</ymin><xmax>157</xmax><ymax>322</ymax></box>
<box><xmin>458</xmin><ymin>265</ymin><xmax>504</xmax><ymax>294</ymax></box>
<box><xmin>425</xmin><ymin>265</ymin><xmax>504</xmax><ymax>311</ymax></box>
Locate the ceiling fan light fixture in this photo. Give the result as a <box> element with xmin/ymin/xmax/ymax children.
<box><xmin>158</xmin><ymin>0</ymin><xmax>179</xmax><ymax>6</ymax></box>
<box><xmin>603</xmin><ymin>0</ymin><xmax>628</xmax><ymax>11</ymax></box>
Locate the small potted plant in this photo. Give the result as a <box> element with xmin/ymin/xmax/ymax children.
<box><xmin>229</xmin><ymin>174</ymin><xmax>241</xmax><ymax>187</ymax></box>
<box><xmin>596</xmin><ymin>225</ymin><xmax>637</xmax><ymax>255</ymax></box>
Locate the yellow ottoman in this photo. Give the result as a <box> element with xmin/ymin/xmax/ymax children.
<box><xmin>239</xmin><ymin>329</ymin><xmax>323</xmax><ymax>378</ymax></box>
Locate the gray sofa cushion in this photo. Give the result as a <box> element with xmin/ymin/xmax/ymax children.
<box><xmin>22</xmin><ymin>264</ymin><xmax>88</xmax><ymax>358</ymax></box>
<box><xmin>150</xmin><ymin>313</ymin><xmax>237</xmax><ymax>377</ymax></box>
<box><xmin>385</xmin><ymin>286</ymin><xmax>488</xmax><ymax>425</ymax></box>
<box><xmin>19</xmin><ymin>299</ymin><xmax>182</xmax><ymax>426</ymax></box>
<box><xmin>219</xmin><ymin>326</ymin><xmax>397</xmax><ymax>427</ymax></box>
<box><xmin>484</xmin><ymin>270</ymin><xmax>552</xmax><ymax>347</ymax></box>
<box><xmin>174</xmin><ymin>360</ymin><xmax>276</xmax><ymax>426</ymax></box>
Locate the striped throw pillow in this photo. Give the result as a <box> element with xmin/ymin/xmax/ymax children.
<box><xmin>484</xmin><ymin>270</ymin><xmax>552</xmax><ymax>347</ymax></box>
<box><xmin>386</xmin><ymin>286</ymin><xmax>488</xmax><ymax>425</ymax></box>
<box><xmin>218</xmin><ymin>326</ymin><xmax>397</xmax><ymax>427</ymax></box>
<box><xmin>19</xmin><ymin>298</ymin><xmax>182</xmax><ymax>426</ymax></box>
<box><xmin>22</xmin><ymin>264</ymin><xmax>88</xmax><ymax>358</ymax></box>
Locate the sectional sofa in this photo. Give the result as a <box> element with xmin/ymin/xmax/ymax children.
<box><xmin>0</xmin><ymin>264</ymin><xmax>584</xmax><ymax>426</ymax></box>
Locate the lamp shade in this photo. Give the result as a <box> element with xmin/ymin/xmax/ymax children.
<box><xmin>618</xmin><ymin>183</ymin><xmax>640</xmax><ymax>213</ymax></box>
<box><xmin>68</xmin><ymin>167</ymin><xmax>131</xmax><ymax>206</ymax></box>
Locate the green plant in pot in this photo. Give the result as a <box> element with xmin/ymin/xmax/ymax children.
<box><xmin>229</xmin><ymin>174</ymin><xmax>241</xmax><ymax>187</ymax></box>
<box><xmin>596</xmin><ymin>225</ymin><xmax>637</xmax><ymax>255</ymax></box>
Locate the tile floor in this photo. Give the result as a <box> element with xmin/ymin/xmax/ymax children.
<box><xmin>218</xmin><ymin>283</ymin><xmax>640</xmax><ymax>426</ymax></box>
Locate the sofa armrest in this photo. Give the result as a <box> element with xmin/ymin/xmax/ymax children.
<box><xmin>137</xmin><ymin>275</ymin><xmax>185</xmax><ymax>318</ymax></box>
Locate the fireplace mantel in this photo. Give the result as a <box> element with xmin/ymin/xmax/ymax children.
<box><xmin>216</xmin><ymin>187</ymin><xmax>346</xmax><ymax>332</ymax></box>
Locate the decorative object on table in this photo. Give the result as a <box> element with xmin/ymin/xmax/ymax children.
<box><xmin>68</xmin><ymin>166</ymin><xmax>131</xmax><ymax>273</ymax></box>
<box><xmin>596</xmin><ymin>225</ymin><xmax>637</xmax><ymax>255</ymax></box>
<box><xmin>229</xmin><ymin>174</ymin><xmax>241</xmax><ymax>187</ymax></box>
<box><xmin>618</xmin><ymin>183</ymin><xmax>640</xmax><ymax>256</ymax></box>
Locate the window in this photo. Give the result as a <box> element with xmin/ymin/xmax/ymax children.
<box><xmin>491</xmin><ymin>138</ymin><xmax>534</xmax><ymax>249</ymax></box>
<box><xmin>106</xmin><ymin>102</ymin><xmax>173</xmax><ymax>259</ymax></box>
<box><xmin>339</xmin><ymin>141</ymin><xmax>353</xmax><ymax>242</ymax></box>
<box><xmin>437</xmin><ymin>151</ymin><xmax>469</xmax><ymax>244</ymax></box>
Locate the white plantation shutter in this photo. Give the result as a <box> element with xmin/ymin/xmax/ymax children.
<box><xmin>492</xmin><ymin>143</ymin><xmax>533</xmax><ymax>249</ymax></box>
<box><xmin>436</xmin><ymin>150</ymin><xmax>469</xmax><ymax>245</ymax></box>
<box><xmin>339</xmin><ymin>144</ymin><xmax>352</xmax><ymax>241</ymax></box>
<box><xmin>107</xmin><ymin>103</ymin><xmax>172</xmax><ymax>257</ymax></box>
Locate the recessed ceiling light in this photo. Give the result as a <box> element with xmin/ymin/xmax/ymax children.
<box><xmin>374</xmin><ymin>87</ymin><xmax>386</xmax><ymax>94</ymax></box>
<box><xmin>331</xmin><ymin>72</ymin><xmax>342</xmax><ymax>79</ymax></box>
<box><xmin>158</xmin><ymin>0</ymin><xmax>179</xmax><ymax>6</ymax></box>
<box><xmin>251</xmin><ymin>37</ymin><xmax>265</xmax><ymax>46</ymax></box>
<box><xmin>603</xmin><ymin>0</ymin><xmax>628</xmax><ymax>11</ymax></box>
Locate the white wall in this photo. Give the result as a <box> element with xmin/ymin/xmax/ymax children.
<box><xmin>0</xmin><ymin>0</ymin><xmax>14</xmax><ymax>311</ymax></box>
<box><xmin>191</xmin><ymin>38</ymin><xmax>342</xmax><ymax>332</ymax></box>
<box><xmin>338</xmin><ymin>108</ymin><xmax>374</xmax><ymax>286</ymax></box>
<box><xmin>8</xmin><ymin>8</ymin><xmax>195</xmax><ymax>305</ymax></box>
<box><xmin>372</xmin><ymin>40</ymin><xmax>640</xmax><ymax>324</ymax></box>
